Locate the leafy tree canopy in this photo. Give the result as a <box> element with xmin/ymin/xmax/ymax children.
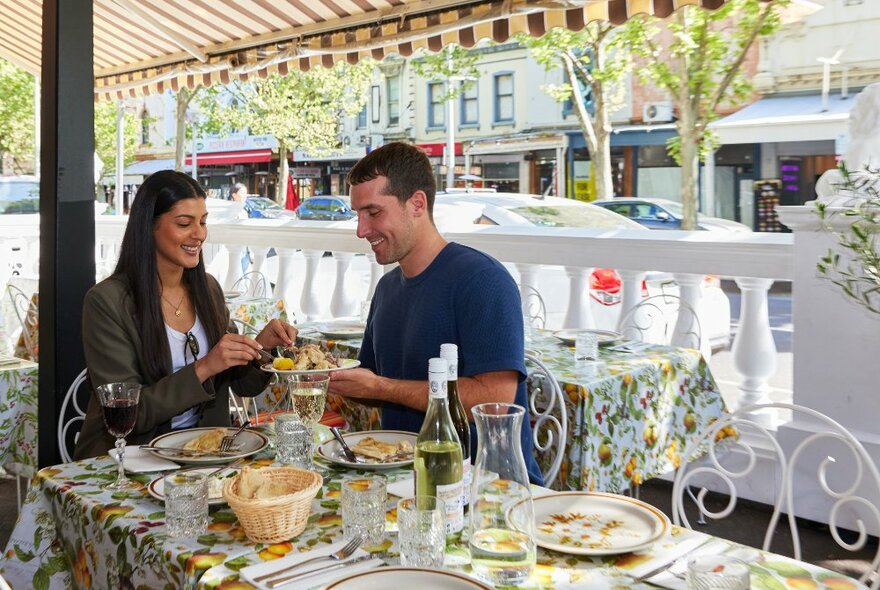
<box><xmin>0</xmin><ymin>58</ymin><xmax>36</xmax><ymax>171</ymax></box>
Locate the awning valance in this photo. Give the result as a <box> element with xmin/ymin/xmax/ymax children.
<box><xmin>185</xmin><ymin>149</ymin><xmax>274</xmax><ymax>166</ymax></box>
<box><xmin>0</xmin><ymin>0</ymin><xmax>757</xmax><ymax>100</ymax></box>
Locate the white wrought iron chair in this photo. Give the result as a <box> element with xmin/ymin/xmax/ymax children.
<box><xmin>518</xmin><ymin>284</ymin><xmax>547</xmax><ymax>331</ymax></box>
<box><xmin>58</xmin><ymin>369</ymin><xmax>90</xmax><ymax>464</ymax></box>
<box><xmin>619</xmin><ymin>294</ymin><xmax>703</xmax><ymax>352</ymax></box>
<box><xmin>6</xmin><ymin>283</ymin><xmax>38</xmax><ymax>360</ymax></box>
<box><xmin>231</xmin><ymin>271</ymin><xmax>268</xmax><ymax>299</ymax></box>
<box><xmin>672</xmin><ymin>403</ymin><xmax>880</xmax><ymax>589</ymax></box>
<box><xmin>525</xmin><ymin>350</ymin><xmax>567</xmax><ymax>488</ymax></box>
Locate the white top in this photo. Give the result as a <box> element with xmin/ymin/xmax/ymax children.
<box><xmin>165</xmin><ymin>315</ymin><xmax>209</xmax><ymax>430</ymax></box>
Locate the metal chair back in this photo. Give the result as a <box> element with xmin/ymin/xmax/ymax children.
<box><xmin>619</xmin><ymin>293</ymin><xmax>702</xmax><ymax>351</ymax></box>
<box><xmin>525</xmin><ymin>350</ymin><xmax>567</xmax><ymax>488</ymax></box>
<box><xmin>58</xmin><ymin>369</ymin><xmax>90</xmax><ymax>463</ymax></box>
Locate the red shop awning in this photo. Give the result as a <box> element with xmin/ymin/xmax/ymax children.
<box><xmin>185</xmin><ymin>149</ymin><xmax>274</xmax><ymax>166</ymax></box>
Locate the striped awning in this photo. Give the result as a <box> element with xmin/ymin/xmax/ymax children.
<box><xmin>0</xmin><ymin>0</ymin><xmax>751</xmax><ymax>100</ymax></box>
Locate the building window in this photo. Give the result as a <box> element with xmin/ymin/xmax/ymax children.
<box><xmin>460</xmin><ymin>83</ymin><xmax>478</xmax><ymax>126</ymax></box>
<box><xmin>493</xmin><ymin>73</ymin><xmax>514</xmax><ymax>123</ymax></box>
<box><xmin>357</xmin><ymin>105</ymin><xmax>367</xmax><ymax>129</ymax></box>
<box><xmin>387</xmin><ymin>75</ymin><xmax>400</xmax><ymax>126</ymax></box>
<box><xmin>428</xmin><ymin>82</ymin><xmax>446</xmax><ymax>128</ymax></box>
<box><xmin>139</xmin><ymin>109</ymin><xmax>150</xmax><ymax>145</ymax></box>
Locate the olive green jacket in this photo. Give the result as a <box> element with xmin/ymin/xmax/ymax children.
<box><xmin>73</xmin><ymin>276</ymin><xmax>270</xmax><ymax>459</ymax></box>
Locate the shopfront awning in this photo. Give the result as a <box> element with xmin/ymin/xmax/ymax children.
<box><xmin>123</xmin><ymin>158</ymin><xmax>188</xmax><ymax>176</ymax></box>
<box><xmin>709</xmin><ymin>93</ymin><xmax>853</xmax><ymax>145</ymax></box>
<box><xmin>185</xmin><ymin>149</ymin><xmax>274</xmax><ymax>166</ymax></box>
<box><xmin>0</xmin><ymin>0</ymin><xmax>762</xmax><ymax>100</ymax></box>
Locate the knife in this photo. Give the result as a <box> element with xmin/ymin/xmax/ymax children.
<box><xmin>141</xmin><ymin>445</ymin><xmax>242</xmax><ymax>457</ymax></box>
<box><xmin>329</xmin><ymin>427</ymin><xmax>360</xmax><ymax>463</ymax></box>
<box><xmin>265</xmin><ymin>554</ymin><xmax>377</xmax><ymax>588</ymax></box>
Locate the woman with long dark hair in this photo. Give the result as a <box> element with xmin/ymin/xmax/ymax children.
<box><xmin>75</xmin><ymin>170</ymin><xmax>296</xmax><ymax>459</ymax></box>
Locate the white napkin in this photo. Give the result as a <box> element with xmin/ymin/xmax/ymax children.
<box><xmin>385</xmin><ymin>476</ymin><xmax>415</xmax><ymax>499</ymax></box>
<box><xmin>0</xmin><ymin>356</ymin><xmax>23</xmax><ymax>367</ymax></box>
<box><xmin>633</xmin><ymin>538</ymin><xmax>730</xmax><ymax>587</ymax></box>
<box><xmin>108</xmin><ymin>446</ymin><xmax>179</xmax><ymax>473</ymax></box>
<box><xmin>240</xmin><ymin>541</ymin><xmax>383</xmax><ymax>590</ymax></box>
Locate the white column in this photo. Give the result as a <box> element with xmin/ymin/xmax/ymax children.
<box><xmin>515</xmin><ymin>262</ymin><xmax>540</xmax><ymax>311</ymax></box>
<box><xmin>273</xmin><ymin>248</ymin><xmax>298</xmax><ymax>314</ymax></box>
<box><xmin>731</xmin><ymin>277</ymin><xmax>776</xmax><ymax>423</ymax></box>
<box><xmin>562</xmin><ymin>266</ymin><xmax>594</xmax><ymax>329</ymax></box>
<box><xmin>299</xmin><ymin>249</ymin><xmax>323</xmax><ymax>321</ymax></box>
<box><xmin>673</xmin><ymin>272</ymin><xmax>710</xmax><ymax>360</ymax></box>
<box><xmin>330</xmin><ymin>251</ymin><xmax>358</xmax><ymax>318</ymax></box>
<box><xmin>366</xmin><ymin>253</ymin><xmax>383</xmax><ymax>299</ymax></box>
<box><xmin>224</xmin><ymin>245</ymin><xmax>246</xmax><ymax>290</ymax></box>
<box><xmin>616</xmin><ymin>270</ymin><xmax>646</xmax><ymax>331</ymax></box>
<box><xmin>251</xmin><ymin>247</ymin><xmax>269</xmax><ymax>277</ymax></box>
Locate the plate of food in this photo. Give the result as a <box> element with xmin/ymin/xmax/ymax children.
<box><xmin>314</xmin><ymin>321</ymin><xmax>366</xmax><ymax>340</ymax></box>
<box><xmin>325</xmin><ymin>568</ymin><xmax>492</xmax><ymax>589</ymax></box>
<box><xmin>146</xmin><ymin>427</ymin><xmax>269</xmax><ymax>465</ymax></box>
<box><xmin>552</xmin><ymin>329</ymin><xmax>622</xmax><ymax>347</ymax></box>
<box><xmin>261</xmin><ymin>343</ymin><xmax>360</xmax><ymax>375</ymax></box>
<box><xmin>148</xmin><ymin>466</ymin><xmax>241</xmax><ymax>505</ymax></box>
<box><xmin>317</xmin><ymin>430</ymin><xmax>416</xmax><ymax>470</ymax></box>
<box><xmin>521</xmin><ymin>491</ymin><xmax>670</xmax><ymax>555</ymax></box>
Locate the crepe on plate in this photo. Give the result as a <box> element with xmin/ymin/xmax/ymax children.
<box><xmin>183</xmin><ymin>428</ymin><xmax>227</xmax><ymax>452</ymax></box>
<box><xmin>351</xmin><ymin>437</ymin><xmax>413</xmax><ymax>462</ymax></box>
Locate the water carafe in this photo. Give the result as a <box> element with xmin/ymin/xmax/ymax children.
<box><xmin>469</xmin><ymin>403</ymin><xmax>536</xmax><ymax>586</ymax></box>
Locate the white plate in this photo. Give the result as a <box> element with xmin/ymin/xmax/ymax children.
<box><xmin>325</xmin><ymin>567</ymin><xmax>491</xmax><ymax>589</ymax></box>
<box><xmin>527</xmin><ymin>491</ymin><xmax>670</xmax><ymax>555</ymax></box>
<box><xmin>552</xmin><ymin>329</ymin><xmax>622</xmax><ymax>347</ymax></box>
<box><xmin>147</xmin><ymin>466</ymin><xmax>241</xmax><ymax>505</ymax></box>
<box><xmin>316</xmin><ymin>430</ymin><xmax>416</xmax><ymax>470</ymax></box>
<box><xmin>314</xmin><ymin>322</ymin><xmax>366</xmax><ymax>340</ymax></box>
<box><xmin>223</xmin><ymin>290</ymin><xmax>245</xmax><ymax>301</ymax></box>
<box><xmin>260</xmin><ymin>358</ymin><xmax>360</xmax><ymax>375</ymax></box>
<box><xmin>147</xmin><ymin>427</ymin><xmax>269</xmax><ymax>465</ymax></box>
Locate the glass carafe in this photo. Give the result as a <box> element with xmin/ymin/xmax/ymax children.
<box><xmin>469</xmin><ymin>403</ymin><xmax>536</xmax><ymax>587</ymax></box>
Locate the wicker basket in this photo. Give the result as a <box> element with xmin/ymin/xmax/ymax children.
<box><xmin>223</xmin><ymin>467</ymin><xmax>323</xmax><ymax>544</ymax></box>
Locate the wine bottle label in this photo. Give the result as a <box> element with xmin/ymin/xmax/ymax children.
<box><xmin>428</xmin><ymin>372</ymin><xmax>447</xmax><ymax>399</ymax></box>
<box><xmin>447</xmin><ymin>363</ymin><xmax>458</xmax><ymax>381</ymax></box>
<box><xmin>461</xmin><ymin>461</ymin><xmax>472</xmax><ymax>508</ymax></box>
<box><xmin>436</xmin><ymin>480</ymin><xmax>464</xmax><ymax>534</ymax></box>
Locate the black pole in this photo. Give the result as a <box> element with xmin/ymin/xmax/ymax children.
<box><xmin>38</xmin><ymin>0</ymin><xmax>95</xmax><ymax>468</ymax></box>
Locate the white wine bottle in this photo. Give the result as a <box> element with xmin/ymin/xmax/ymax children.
<box><xmin>440</xmin><ymin>343</ymin><xmax>471</xmax><ymax>511</ymax></box>
<box><xmin>415</xmin><ymin>357</ymin><xmax>464</xmax><ymax>538</ymax></box>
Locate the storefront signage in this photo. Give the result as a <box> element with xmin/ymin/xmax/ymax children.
<box><xmin>292</xmin><ymin>166</ymin><xmax>323</xmax><ymax>179</ymax></box>
<box><xmin>417</xmin><ymin>143</ymin><xmax>463</xmax><ymax>157</ymax></box>
<box><xmin>292</xmin><ymin>146</ymin><xmax>367</xmax><ymax>162</ymax></box>
<box><xmin>195</xmin><ymin>134</ymin><xmax>277</xmax><ymax>154</ymax></box>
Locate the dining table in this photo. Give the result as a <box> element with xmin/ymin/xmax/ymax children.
<box><xmin>0</xmin><ymin>428</ymin><xmax>866</xmax><ymax>590</ymax></box>
<box><xmin>0</xmin><ymin>356</ymin><xmax>39</xmax><ymax>479</ymax></box>
<box><xmin>297</xmin><ymin>323</ymin><xmax>728</xmax><ymax>494</ymax></box>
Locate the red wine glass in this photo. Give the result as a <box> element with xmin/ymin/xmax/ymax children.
<box><xmin>96</xmin><ymin>382</ymin><xmax>142</xmax><ymax>490</ymax></box>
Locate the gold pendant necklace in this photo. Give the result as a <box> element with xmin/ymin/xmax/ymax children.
<box><xmin>161</xmin><ymin>292</ymin><xmax>186</xmax><ymax>317</ymax></box>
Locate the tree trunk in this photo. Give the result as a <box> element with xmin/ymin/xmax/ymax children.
<box><xmin>276</xmin><ymin>143</ymin><xmax>289</xmax><ymax>204</ymax></box>
<box><xmin>174</xmin><ymin>90</ymin><xmax>188</xmax><ymax>172</ymax></box>
<box><xmin>592</xmin><ymin>87</ymin><xmax>613</xmax><ymax>201</ymax></box>
<box><xmin>679</xmin><ymin>129</ymin><xmax>700</xmax><ymax>230</ymax></box>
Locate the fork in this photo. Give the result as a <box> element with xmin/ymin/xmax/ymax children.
<box><xmin>220</xmin><ymin>420</ymin><xmax>251</xmax><ymax>452</ymax></box>
<box><xmin>253</xmin><ymin>537</ymin><xmax>362</xmax><ymax>583</ymax></box>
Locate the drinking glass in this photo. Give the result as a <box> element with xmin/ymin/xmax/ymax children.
<box><xmin>341</xmin><ymin>476</ymin><xmax>386</xmax><ymax>547</ymax></box>
<box><xmin>96</xmin><ymin>382</ymin><xmax>142</xmax><ymax>490</ymax></box>
<box><xmin>686</xmin><ymin>555</ymin><xmax>750</xmax><ymax>590</ymax></box>
<box><xmin>575</xmin><ymin>332</ymin><xmax>599</xmax><ymax>362</ymax></box>
<box><xmin>163</xmin><ymin>472</ymin><xmax>209</xmax><ymax>537</ymax></box>
<box><xmin>287</xmin><ymin>373</ymin><xmax>329</xmax><ymax>427</ymax></box>
<box><xmin>275</xmin><ymin>412</ymin><xmax>312</xmax><ymax>467</ymax></box>
<box><xmin>397</xmin><ymin>496</ymin><xmax>445</xmax><ymax>568</ymax></box>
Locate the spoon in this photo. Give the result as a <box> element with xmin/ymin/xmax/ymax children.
<box><xmin>330</xmin><ymin>427</ymin><xmax>359</xmax><ymax>463</ymax></box>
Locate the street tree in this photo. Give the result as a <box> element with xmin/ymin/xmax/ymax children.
<box><xmin>0</xmin><ymin>58</ymin><xmax>35</xmax><ymax>172</ymax></box>
<box><xmin>174</xmin><ymin>87</ymin><xmax>201</xmax><ymax>171</ymax></box>
<box><xmin>198</xmin><ymin>61</ymin><xmax>372</xmax><ymax>203</ymax></box>
<box><xmin>621</xmin><ymin>0</ymin><xmax>787</xmax><ymax>228</ymax></box>
<box><xmin>518</xmin><ymin>24</ymin><xmax>632</xmax><ymax>201</ymax></box>
<box><xmin>94</xmin><ymin>99</ymin><xmax>139</xmax><ymax>176</ymax></box>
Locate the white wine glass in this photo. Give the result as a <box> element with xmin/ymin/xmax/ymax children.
<box><xmin>285</xmin><ymin>374</ymin><xmax>329</xmax><ymax>466</ymax></box>
<box><xmin>96</xmin><ymin>382</ymin><xmax>142</xmax><ymax>490</ymax></box>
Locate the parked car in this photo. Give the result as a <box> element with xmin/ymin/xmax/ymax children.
<box><xmin>296</xmin><ymin>196</ymin><xmax>356</xmax><ymax>221</ymax></box>
<box><xmin>592</xmin><ymin>198</ymin><xmax>751</xmax><ymax>232</ymax></box>
<box><xmin>243</xmin><ymin>196</ymin><xmax>295</xmax><ymax>219</ymax></box>
<box><xmin>0</xmin><ymin>176</ymin><xmax>39</xmax><ymax>214</ymax></box>
<box><xmin>433</xmin><ymin>191</ymin><xmax>731</xmax><ymax>349</ymax></box>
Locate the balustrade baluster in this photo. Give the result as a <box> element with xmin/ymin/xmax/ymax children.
<box><xmin>224</xmin><ymin>244</ymin><xmax>246</xmax><ymax>291</ymax></box>
<box><xmin>299</xmin><ymin>250</ymin><xmax>323</xmax><ymax>321</ymax></box>
<box><xmin>732</xmin><ymin>277</ymin><xmax>777</xmax><ymax>424</ymax></box>
<box><xmin>366</xmin><ymin>253</ymin><xmax>382</xmax><ymax>300</ymax></box>
<box><xmin>330</xmin><ymin>251</ymin><xmax>358</xmax><ymax>319</ymax></box>
<box><xmin>563</xmin><ymin>266</ymin><xmax>594</xmax><ymax>329</ymax></box>
<box><xmin>617</xmin><ymin>270</ymin><xmax>647</xmax><ymax>330</ymax></box>
<box><xmin>273</xmin><ymin>248</ymin><xmax>298</xmax><ymax>314</ymax></box>
<box><xmin>673</xmin><ymin>273</ymin><xmax>710</xmax><ymax>360</ymax></box>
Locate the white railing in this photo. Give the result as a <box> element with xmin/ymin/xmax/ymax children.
<box><xmin>2</xmin><ymin>214</ymin><xmax>794</xmax><ymax>414</ymax></box>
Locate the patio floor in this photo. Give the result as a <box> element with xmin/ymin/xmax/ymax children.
<box><xmin>1</xmin><ymin>472</ymin><xmax>875</xmax><ymax>582</ymax></box>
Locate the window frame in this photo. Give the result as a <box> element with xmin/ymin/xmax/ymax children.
<box><xmin>386</xmin><ymin>76</ymin><xmax>400</xmax><ymax>127</ymax></box>
<box><xmin>459</xmin><ymin>82</ymin><xmax>479</xmax><ymax>127</ymax></box>
<box><xmin>427</xmin><ymin>81</ymin><xmax>446</xmax><ymax>130</ymax></box>
<box><xmin>493</xmin><ymin>72</ymin><xmax>514</xmax><ymax>124</ymax></box>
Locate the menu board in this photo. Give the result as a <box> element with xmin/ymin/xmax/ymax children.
<box><xmin>753</xmin><ymin>179</ymin><xmax>788</xmax><ymax>233</ymax></box>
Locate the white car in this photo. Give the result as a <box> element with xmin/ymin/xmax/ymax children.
<box><xmin>433</xmin><ymin>190</ymin><xmax>731</xmax><ymax>349</ymax></box>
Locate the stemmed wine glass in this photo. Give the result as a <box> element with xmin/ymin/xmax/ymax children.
<box><xmin>97</xmin><ymin>382</ymin><xmax>142</xmax><ymax>490</ymax></box>
<box><xmin>287</xmin><ymin>373</ymin><xmax>330</xmax><ymax>466</ymax></box>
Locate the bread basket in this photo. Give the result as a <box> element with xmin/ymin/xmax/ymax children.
<box><xmin>223</xmin><ymin>467</ymin><xmax>323</xmax><ymax>544</ymax></box>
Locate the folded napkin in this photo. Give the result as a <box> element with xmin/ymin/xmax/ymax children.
<box><xmin>633</xmin><ymin>537</ymin><xmax>732</xmax><ymax>589</ymax></box>
<box><xmin>385</xmin><ymin>476</ymin><xmax>414</xmax><ymax>499</ymax></box>
<box><xmin>240</xmin><ymin>540</ymin><xmax>384</xmax><ymax>590</ymax></box>
<box><xmin>0</xmin><ymin>356</ymin><xmax>24</xmax><ymax>367</ymax></box>
<box><xmin>108</xmin><ymin>446</ymin><xmax>179</xmax><ymax>473</ymax></box>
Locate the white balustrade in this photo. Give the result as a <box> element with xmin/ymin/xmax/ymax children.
<box><xmin>251</xmin><ymin>246</ymin><xmax>270</xmax><ymax>277</ymax></box>
<box><xmin>617</xmin><ymin>270</ymin><xmax>647</xmax><ymax>328</ymax></box>
<box><xmin>515</xmin><ymin>263</ymin><xmax>541</xmax><ymax>317</ymax></box>
<box><xmin>330</xmin><ymin>251</ymin><xmax>358</xmax><ymax>318</ymax></box>
<box><xmin>366</xmin><ymin>253</ymin><xmax>382</xmax><ymax>300</ymax></box>
<box><xmin>224</xmin><ymin>244</ymin><xmax>246</xmax><ymax>290</ymax></box>
<box><xmin>299</xmin><ymin>249</ymin><xmax>323</xmax><ymax>321</ymax></box>
<box><xmin>731</xmin><ymin>277</ymin><xmax>777</xmax><ymax>425</ymax></box>
<box><xmin>673</xmin><ymin>272</ymin><xmax>710</xmax><ymax>360</ymax></box>
<box><xmin>562</xmin><ymin>266</ymin><xmax>595</xmax><ymax>329</ymax></box>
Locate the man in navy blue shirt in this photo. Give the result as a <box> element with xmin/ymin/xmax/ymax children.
<box><xmin>328</xmin><ymin>142</ymin><xmax>543</xmax><ymax>485</ymax></box>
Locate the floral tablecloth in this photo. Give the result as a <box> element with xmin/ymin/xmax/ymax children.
<box><xmin>0</xmin><ymin>358</ymin><xmax>38</xmax><ymax>478</ymax></box>
<box><xmin>225</xmin><ymin>298</ymin><xmax>288</xmax><ymax>333</ymax></box>
<box><xmin>299</xmin><ymin>330</ymin><xmax>728</xmax><ymax>494</ymax></box>
<box><xmin>0</xmin><ymin>450</ymin><xmax>865</xmax><ymax>590</ymax></box>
